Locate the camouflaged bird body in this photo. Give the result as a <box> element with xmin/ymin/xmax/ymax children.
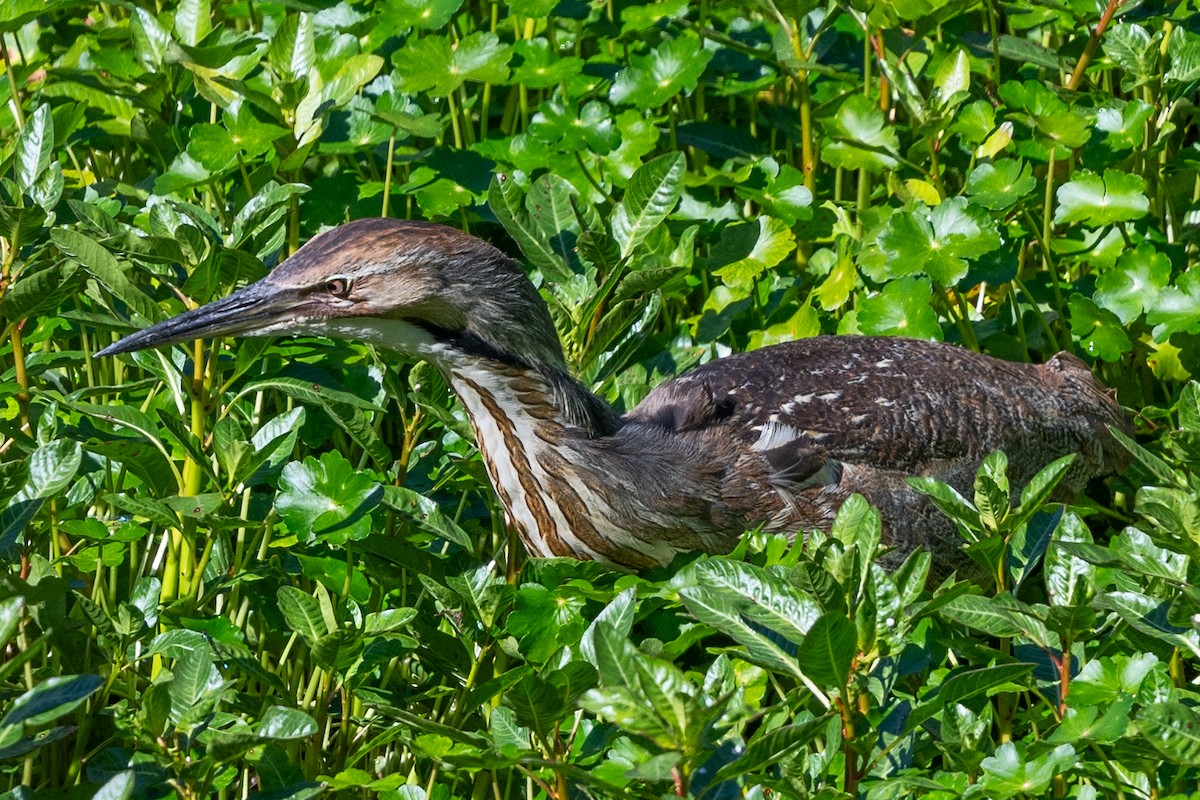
<box><xmin>619</xmin><ymin>336</ymin><xmax>1130</xmax><ymax>569</ymax></box>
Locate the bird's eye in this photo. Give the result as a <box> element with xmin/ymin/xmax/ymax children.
<box><xmin>325</xmin><ymin>277</ymin><xmax>351</xmax><ymax>297</ymax></box>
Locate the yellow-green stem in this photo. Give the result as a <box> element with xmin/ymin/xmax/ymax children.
<box><xmin>2</xmin><ymin>36</ymin><xmax>26</xmax><ymax>130</ymax></box>
<box><xmin>10</xmin><ymin>321</ymin><xmax>29</xmax><ymax>427</ymax></box>
<box><xmin>382</xmin><ymin>132</ymin><xmax>396</xmax><ymax>218</ymax></box>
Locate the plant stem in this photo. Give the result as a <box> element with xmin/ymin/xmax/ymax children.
<box><xmin>382</xmin><ymin>131</ymin><xmax>397</xmax><ymax>218</ymax></box>
<box><xmin>1066</xmin><ymin>0</ymin><xmax>1125</xmax><ymax>91</ymax></box>
<box><xmin>2</xmin><ymin>35</ymin><xmax>26</xmax><ymax>129</ymax></box>
<box><xmin>10</xmin><ymin>320</ymin><xmax>29</xmax><ymax>427</ymax></box>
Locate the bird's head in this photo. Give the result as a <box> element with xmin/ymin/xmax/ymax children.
<box><xmin>98</xmin><ymin>218</ymin><xmax>567</xmax><ymax>369</ymax></box>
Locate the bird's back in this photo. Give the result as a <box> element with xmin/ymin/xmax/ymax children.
<box><xmin>623</xmin><ymin>336</ymin><xmax>1128</xmax><ymax>565</ymax></box>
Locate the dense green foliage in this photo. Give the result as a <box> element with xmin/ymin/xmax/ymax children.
<box><xmin>3</xmin><ymin>0</ymin><xmax>1200</xmax><ymax>797</ymax></box>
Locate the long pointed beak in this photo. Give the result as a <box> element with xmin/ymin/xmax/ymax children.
<box><xmin>97</xmin><ymin>280</ymin><xmax>292</xmax><ymax>357</ymax></box>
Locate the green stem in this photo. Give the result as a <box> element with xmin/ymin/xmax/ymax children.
<box><xmin>382</xmin><ymin>131</ymin><xmax>396</xmax><ymax>218</ymax></box>
<box><xmin>10</xmin><ymin>320</ymin><xmax>29</xmax><ymax>427</ymax></box>
<box><xmin>2</xmin><ymin>35</ymin><xmax>26</xmax><ymax>129</ymax></box>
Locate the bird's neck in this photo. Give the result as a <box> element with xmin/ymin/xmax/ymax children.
<box><xmin>435</xmin><ymin>350</ymin><xmax>731</xmax><ymax>568</ymax></box>
<box><xmin>435</xmin><ymin>351</ymin><xmax>669</xmax><ymax>566</ymax></box>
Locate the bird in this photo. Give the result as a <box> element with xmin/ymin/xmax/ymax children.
<box><xmin>98</xmin><ymin>217</ymin><xmax>1130</xmax><ymax>572</ymax></box>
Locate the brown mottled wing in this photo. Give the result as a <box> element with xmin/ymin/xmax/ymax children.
<box><xmin>626</xmin><ymin>336</ymin><xmax>1047</xmax><ymax>474</ymax></box>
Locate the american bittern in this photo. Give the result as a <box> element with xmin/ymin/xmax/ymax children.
<box><xmin>100</xmin><ymin>218</ymin><xmax>1129</xmax><ymax>570</ymax></box>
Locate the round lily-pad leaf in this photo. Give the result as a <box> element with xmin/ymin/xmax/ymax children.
<box><xmin>857</xmin><ymin>276</ymin><xmax>943</xmax><ymax>339</ymax></box>
<box><xmin>609</xmin><ymin>34</ymin><xmax>713</xmax><ymax>108</ymax></box>
<box><xmin>1094</xmin><ymin>242</ymin><xmax>1172</xmax><ymax>324</ymax></box>
<box><xmin>821</xmin><ymin>94</ymin><xmax>900</xmax><ymax>173</ymax></box>
<box><xmin>276</xmin><ymin>451</ymin><xmax>383</xmax><ymax>545</ymax></box>
<box><xmin>965</xmin><ymin>160</ymin><xmax>1037</xmax><ymax>211</ymax></box>
<box><xmin>1068</xmin><ymin>295</ymin><xmax>1133</xmax><ymax>362</ymax></box>
<box><xmin>877</xmin><ymin>198</ymin><xmax>1002</xmax><ymax>286</ymax></box>
<box><xmin>1054</xmin><ymin>169</ymin><xmax>1149</xmax><ymax>227</ymax></box>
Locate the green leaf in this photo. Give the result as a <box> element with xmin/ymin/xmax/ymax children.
<box><xmin>310</xmin><ymin>631</ymin><xmax>364</xmax><ymax>673</ymax></box>
<box><xmin>488</xmin><ymin>176</ymin><xmax>572</xmax><ymax>281</ymax></box>
<box><xmin>619</xmin><ymin>0</ymin><xmax>690</xmax><ymax>34</ymax></box>
<box><xmin>822</xmin><ymin>94</ymin><xmax>899</xmax><ymax>173</ymax></box>
<box><xmin>93</xmin><ymin>771</ymin><xmax>135</xmax><ymax>800</ymax></box>
<box><xmin>14</xmin><ymin>104</ymin><xmax>54</xmax><ymax>194</ymax></box>
<box><xmin>0</xmin><ymin>260</ymin><xmax>79</xmax><ymax>320</ymax></box>
<box><xmin>186</xmin><ymin>124</ymin><xmax>239</xmax><ymax>173</ymax></box>
<box><xmin>323</xmin><ymin>55</ymin><xmax>385</xmax><ymax>108</ymax></box>
<box><xmin>230</xmin><ymin>377</ymin><xmax>389</xmax><ymax>469</ymax></box>
<box><xmin>1140</xmin><ymin>703</ymin><xmax>1200</xmax><ymax>765</ymax></box>
<box><xmin>51</xmin><ymin>229</ymin><xmax>161</xmax><ymax>323</ymax></box>
<box><xmin>939</xmin><ymin>594</ymin><xmax>1026</xmax><ymax>637</ymax></box>
<box><xmin>530</xmin><ymin>99</ymin><xmax>618</xmax><ymax>156</ymax></box>
<box><xmin>507</xmin><ymin>584</ymin><xmax>585</xmax><ymax>664</ymax></box>
<box><xmin>759</xmin><ymin>164</ymin><xmax>813</xmax><ymax>224</ymax></box>
<box><xmin>908</xmin><ymin>476</ymin><xmax>979</xmax><ymax>529</ymax></box>
<box><xmin>257</xmin><ymin>707</ymin><xmax>318</xmax><ymax>740</ymax></box>
<box><xmin>276</xmin><ymin>452</ymin><xmax>383</xmax><ymax>545</ymax></box>
<box><xmin>938</xmin><ymin>663</ymin><xmax>1034</xmax><ymax>707</ymax></box>
<box><xmin>796</xmin><ymin>612</ymin><xmax>856</xmax><ymax>689</ymax></box>
<box><xmin>526</xmin><ymin>173</ymin><xmax>582</xmax><ymax>274</ymax></box>
<box><xmin>1094</xmin><ymin>242</ymin><xmax>1171</xmax><ymax>324</ymax></box>
<box><xmin>964</xmin><ymin>160</ymin><xmax>1037</xmax><ymax>210</ymax></box>
<box><xmin>296</xmin><ymin>554</ymin><xmax>371</xmax><ymax>605</ymax></box>
<box><xmin>676</xmin><ymin>560</ymin><xmax>819</xmax><ymax>679</ymax></box>
<box><xmin>1</xmin><ymin>0</ymin><xmax>78</xmax><ymax>32</ymax></box>
<box><xmin>1</xmin><ymin>675</ymin><xmax>103</xmax><ymax>728</ymax></box>
<box><xmin>611</xmin><ymin>152</ymin><xmax>685</xmax><ymax>262</ymax></box>
<box><xmin>711</xmin><ymin>714</ymin><xmax>834</xmax><ymax>784</ymax></box>
<box><xmin>173</xmin><ymin>0</ymin><xmax>210</xmax><ymax>47</ymax></box>
<box><xmin>232</xmin><ymin>377</ymin><xmax>382</xmax><ymax>412</ymax></box>
<box><xmin>933</xmin><ymin>47</ymin><xmax>970</xmax><ymax>109</ymax></box>
<box><xmin>856</xmin><ymin>276</ymin><xmax>942</xmax><ymax>339</ymax></box>
<box><xmin>609</xmin><ymin>35</ymin><xmax>713</xmax><ymax>108</ymax></box>
<box><xmin>998</xmin><ymin>80</ymin><xmax>1091</xmax><ymax>149</ymax></box>
<box><xmin>1069</xmin><ymin>295</ymin><xmax>1132</xmax><ymax>362</ymax></box>
<box><xmin>1054</xmin><ymin>169</ymin><xmax>1149</xmax><ymax>226</ymax></box>
<box><xmin>1096</xmin><ymin>590</ymin><xmax>1200</xmax><ymax>657</ymax></box>
<box><xmin>379</xmin><ymin>0</ymin><xmax>463</xmax><ymax>29</ymax></box>
<box><xmin>581</xmin><ymin>588</ymin><xmax>636</xmax><ymax>669</ymax></box>
<box><xmin>0</xmin><ymin>598</ymin><xmax>22</xmax><ymax>652</ymax></box>
<box><xmin>588</xmin><ymin>620</ymin><xmax>641</xmax><ymax>690</ymax></box>
<box><xmin>877</xmin><ymin>198</ymin><xmax>1002</xmax><ymax>285</ymax></box>
<box><xmin>974</xmin><ymin>451</ymin><xmax>1010</xmax><ymax>530</ymax></box>
<box><xmin>1148</xmin><ymin>268</ymin><xmax>1200</xmax><ymax>339</ymax></box>
<box><xmin>1104</xmin><ymin>23</ymin><xmax>1157</xmax><ymax>87</ymax></box>
<box><xmin>268</xmin><ymin>13</ymin><xmax>314</xmax><ymax>84</ymax></box>
<box><xmin>1046</xmin><ymin>515</ymin><xmax>1096</xmax><ymax>607</ymax></box>
<box><xmin>1166</xmin><ymin>28</ymin><xmax>1200</xmax><ymax>84</ymax></box>
<box><xmin>1</xmin><ymin>440</ymin><xmax>84</xmax><ymax>550</ymax></box>
<box><xmin>511</xmin><ymin>39</ymin><xmax>585</xmax><ymax>89</ymax></box>
<box><xmin>168</xmin><ymin>646</ymin><xmax>222</xmax><ymax>723</ymax></box>
<box><xmin>380</xmin><ymin>485</ymin><xmax>473</xmax><ymax>549</ymax></box>
<box><xmin>1095</xmin><ymin>100</ymin><xmax>1154</xmax><ymax>149</ymax></box>
<box><xmin>276</xmin><ymin>587</ymin><xmax>329</xmax><ymax>644</ymax></box>
<box><xmin>711</xmin><ymin>217</ymin><xmax>797</xmax><ymax>293</ymax></box>
<box><xmin>1069</xmin><ymin>653</ymin><xmax>1159</xmax><ymax>706</ymax></box>
<box><xmin>979</xmin><ymin>742</ymin><xmax>1076</xmax><ymax>799</ymax></box>
<box><xmin>503</xmin><ymin>673</ymin><xmax>565</xmax><ymax>738</ymax></box>
<box><xmin>395</xmin><ymin>32</ymin><xmax>510</xmax><ymax>97</ymax></box>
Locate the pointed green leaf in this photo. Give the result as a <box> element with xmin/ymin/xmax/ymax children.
<box><xmin>277</xmin><ymin>586</ymin><xmax>328</xmax><ymax>644</ymax></box>
<box><xmin>611</xmin><ymin>152</ymin><xmax>685</xmax><ymax>261</ymax></box>
<box><xmin>1</xmin><ymin>675</ymin><xmax>103</xmax><ymax>728</ymax></box>
<box><xmin>14</xmin><ymin>105</ymin><xmax>53</xmax><ymax>193</ymax></box>
<box><xmin>796</xmin><ymin>612</ymin><xmax>856</xmax><ymax>689</ymax></box>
